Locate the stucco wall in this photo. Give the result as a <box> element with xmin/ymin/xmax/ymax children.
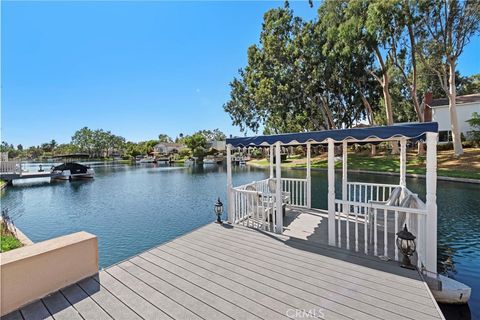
<box><xmin>432</xmin><ymin>102</ymin><xmax>480</xmax><ymax>133</ymax></box>
<box><xmin>0</xmin><ymin>231</ymin><xmax>98</xmax><ymax>316</ymax></box>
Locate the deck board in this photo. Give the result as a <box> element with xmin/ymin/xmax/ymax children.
<box><xmin>20</xmin><ymin>300</ymin><xmax>52</xmax><ymax>320</ymax></box>
<box><xmin>42</xmin><ymin>292</ymin><xmax>83</xmax><ymax>320</ymax></box>
<box><xmin>60</xmin><ymin>284</ymin><xmax>112</xmax><ymax>320</ymax></box>
<box><xmin>9</xmin><ymin>208</ymin><xmax>444</xmax><ymax>320</ymax></box>
<box><xmin>180</xmin><ymin>228</ymin><xmax>441</xmax><ymax>319</ymax></box>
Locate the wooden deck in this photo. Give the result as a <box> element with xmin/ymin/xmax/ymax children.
<box><xmin>4</xmin><ymin>210</ymin><xmax>444</xmax><ymax>320</ymax></box>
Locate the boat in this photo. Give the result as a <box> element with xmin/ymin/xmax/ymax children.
<box><xmin>431</xmin><ymin>275</ymin><xmax>471</xmax><ymax>304</ymax></box>
<box><xmin>51</xmin><ymin>154</ymin><xmax>95</xmax><ymax>181</ymax></box>
<box><xmin>203</xmin><ymin>155</ymin><xmax>224</xmax><ymax>165</ymax></box>
<box><xmin>203</xmin><ymin>156</ymin><xmax>217</xmax><ymax>165</ymax></box>
<box><xmin>184</xmin><ymin>158</ymin><xmax>195</xmax><ymax>166</ymax></box>
<box><xmin>137</xmin><ymin>157</ymin><xmax>157</xmax><ymax>164</ymax></box>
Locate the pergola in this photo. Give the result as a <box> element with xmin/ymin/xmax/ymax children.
<box><xmin>225</xmin><ymin>122</ymin><xmax>439</xmax><ymax>277</ymax></box>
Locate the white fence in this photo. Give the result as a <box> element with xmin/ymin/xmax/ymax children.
<box><xmin>281</xmin><ymin>178</ymin><xmax>308</xmax><ymax>207</ymax></box>
<box><xmin>231</xmin><ymin>177</ymin><xmax>307</xmax><ymax>232</ymax></box>
<box><xmin>0</xmin><ymin>161</ymin><xmax>21</xmax><ymax>174</ymax></box>
<box><xmin>336</xmin><ymin>181</ymin><xmax>427</xmax><ymax>269</ymax></box>
<box><xmin>347</xmin><ymin>182</ymin><xmax>397</xmax><ymax>203</ymax></box>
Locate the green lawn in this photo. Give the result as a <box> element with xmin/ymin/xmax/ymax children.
<box><xmin>1</xmin><ymin>234</ymin><xmax>23</xmax><ymax>252</ymax></box>
<box><xmin>248</xmin><ymin>148</ymin><xmax>480</xmax><ymax>180</ymax></box>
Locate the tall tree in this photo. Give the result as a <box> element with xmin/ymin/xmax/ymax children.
<box><xmin>158</xmin><ymin>134</ymin><xmax>173</xmax><ymax>143</ymax></box>
<box><xmin>417</xmin><ymin>0</ymin><xmax>480</xmax><ymax>156</ymax></box>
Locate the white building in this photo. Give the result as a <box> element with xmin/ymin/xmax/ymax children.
<box><xmin>428</xmin><ymin>93</ymin><xmax>480</xmax><ymax>143</ymax></box>
<box><xmin>153</xmin><ymin>143</ymin><xmax>185</xmax><ymax>154</ymax></box>
<box><xmin>207</xmin><ymin>140</ymin><xmax>226</xmax><ymax>151</ymax></box>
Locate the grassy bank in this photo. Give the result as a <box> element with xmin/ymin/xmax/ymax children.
<box><xmin>0</xmin><ymin>222</ymin><xmax>23</xmax><ymax>252</ymax></box>
<box><xmin>248</xmin><ymin>148</ymin><xmax>480</xmax><ymax>180</ymax></box>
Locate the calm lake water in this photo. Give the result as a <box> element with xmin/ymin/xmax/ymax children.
<box><xmin>1</xmin><ymin>163</ymin><xmax>479</xmax><ymax>319</ymax></box>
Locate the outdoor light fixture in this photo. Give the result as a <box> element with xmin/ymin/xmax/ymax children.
<box><xmin>214</xmin><ymin>197</ymin><xmax>224</xmax><ymax>224</ymax></box>
<box><xmin>396</xmin><ymin>224</ymin><xmax>417</xmax><ymax>269</ymax></box>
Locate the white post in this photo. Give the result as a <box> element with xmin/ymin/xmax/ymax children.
<box><xmin>342</xmin><ymin>140</ymin><xmax>348</xmax><ymax>202</ymax></box>
<box><xmin>269</xmin><ymin>145</ymin><xmax>274</xmax><ymax>178</ymax></box>
<box><xmin>275</xmin><ymin>142</ymin><xmax>283</xmax><ymax>233</ymax></box>
<box><xmin>327</xmin><ymin>139</ymin><xmax>336</xmax><ymax>246</ymax></box>
<box><xmin>226</xmin><ymin>144</ymin><xmax>234</xmax><ymax>224</ymax></box>
<box><xmin>400</xmin><ymin>138</ymin><xmax>407</xmax><ymax>187</ymax></box>
<box><xmin>306</xmin><ymin>142</ymin><xmax>312</xmax><ymax>208</ymax></box>
<box><xmin>425</xmin><ymin>132</ymin><xmax>438</xmax><ymax>277</ymax></box>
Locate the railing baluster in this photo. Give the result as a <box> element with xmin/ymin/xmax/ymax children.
<box><xmin>384</xmin><ymin>209</ymin><xmax>388</xmax><ymax>256</ymax></box>
<box><xmin>374</xmin><ymin>208</ymin><xmax>378</xmax><ymax>256</ymax></box>
<box><xmin>364</xmin><ymin>205</ymin><xmax>368</xmax><ymax>255</ymax></box>
<box><xmin>346</xmin><ymin>203</ymin><xmax>350</xmax><ymax>250</ymax></box>
<box><xmin>395</xmin><ymin>210</ymin><xmax>399</xmax><ymax>260</ymax></box>
<box><xmin>337</xmin><ymin>203</ymin><xmax>342</xmax><ymax>247</ymax></box>
<box><xmin>355</xmin><ymin>205</ymin><xmax>359</xmax><ymax>252</ymax></box>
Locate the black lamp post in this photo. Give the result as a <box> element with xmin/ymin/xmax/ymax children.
<box><xmin>214</xmin><ymin>198</ymin><xmax>224</xmax><ymax>224</ymax></box>
<box><xmin>396</xmin><ymin>224</ymin><xmax>417</xmax><ymax>269</ymax></box>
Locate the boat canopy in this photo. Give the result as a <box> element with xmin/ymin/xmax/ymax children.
<box><xmin>52</xmin><ymin>153</ymin><xmax>90</xmax><ymax>159</ymax></box>
<box><xmin>226</xmin><ymin>122</ymin><xmax>438</xmax><ymax>147</ymax></box>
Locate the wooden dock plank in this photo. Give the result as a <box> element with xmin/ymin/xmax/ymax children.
<box><xmin>207</xmin><ymin>223</ymin><xmax>425</xmax><ymax>283</ymax></box>
<box><xmin>42</xmin><ymin>292</ymin><xmax>82</xmax><ymax>320</ymax></box>
<box><xmin>164</xmin><ymin>241</ymin><xmax>372</xmax><ymax>320</ymax></box>
<box><xmin>149</xmin><ymin>246</ymin><xmax>308</xmax><ymax>315</ymax></box>
<box><xmin>60</xmin><ymin>284</ymin><xmax>112</xmax><ymax>320</ymax></box>
<box><xmin>76</xmin><ymin>277</ymin><xmax>141</xmax><ymax>320</ymax></box>
<box><xmin>118</xmin><ymin>260</ymin><xmax>231</xmax><ymax>320</ymax></box>
<box><xmin>20</xmin><ymin>300</ymin><xmax>52</xmax><ymax>320</ymax></box>
<box><xmin>95</xmin><ymin>271</ymin><xmax>171</xmax><ymax>320</ymax></box>
<box><xmin>155</xmin><ymin>244</ymin><xmax>348</xmax><ymax>320</ymax></box>
<box><xmin>140</xmin><ymin>251</ymin><xmax>290</xmax><ymax>320</ymax></box>
<box><xmin>1</xmin><ymin>310</ymin><xmax>24</xmax><ymax>320</ymax></box>
<box><xmin>191</xmin><ymin>227</ymin><xmax>440</xmax><ymax>313</ymax></box>
<box><xmin>106</xmin><ymin>265</ymin><xmax>202</xmax><ymax>320</ymax></box>
<box><xmin>204</xmin><ymin>223</ymin><xmax>429</xmax><ymax>292</ymax></box>
<box><xmin>178</xmin><ymin>230</ymin><xmax>441</xmax><ymax>320</ymax></box>
<box><xmin>131</xmin><ymin>255</ymin><xmax>260</xmax><ymax>320</ymax></box>
<box><xmin>7</xmin><ymin>220</ymin><xmax>443</xmax><ymax>320</ymax></box>
<box><xmin>168</xmin><ymin>236</ymin><xmax>411</xmax><ymax>320</ymax></box>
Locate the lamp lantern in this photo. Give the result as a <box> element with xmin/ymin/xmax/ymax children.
<box><xmin>214</xmin><ymin>198</ymin><xmax>224</xmax><ymax>224</ymax></box>
<box><xmin>396</xmin><ymin>224</ymin><xmax>417</xmax><ymax>269</ymax></box>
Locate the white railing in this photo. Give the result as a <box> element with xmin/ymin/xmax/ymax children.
<box><xmin>281</xmin><ymin>178</ymin><xmax>307</xmax><ymax>207</ymax></box>
<box><xmin>347</xmin><ymin>181</ymin><xmax>398</xmax><ymax>203</ymax></box>
<box><xmin>231</xmin><ymin>188</ymin><xmax>277</xmax><ymax>232</ymax></box>
<box><xmin>231</xmin><ymin>177</ymin><xmax>307</xmax><ymax>232</ymax></box>
<box><xmin>0</xmin><ymin>161</ymin><xmax>21</xmax><ymax>174</ymax></box>
<box><xmin>335</xmin><ymin>184</ymin><xmax>427</xmax><ymax>269</ymax></box>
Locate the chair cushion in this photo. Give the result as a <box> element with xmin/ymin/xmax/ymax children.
<box><xmin>385</xmin><ymin>187</ymin><xmax>402</xmax><ymax>206</ymax></box>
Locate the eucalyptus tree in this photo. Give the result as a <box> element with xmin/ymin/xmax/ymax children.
<box><xmin>158</xmin><ymin>134</ymin><xmax>173</xmax><ymax>143</ymax></box>
<box><xmin>417</xmin><ymin>0</ymin><xmax>480</xmax><ymax>156</ymax></box>
<box><xmin>224</xmin><ymin>6</ymin><xmax>320</xmax><ymax>134</ymax></box>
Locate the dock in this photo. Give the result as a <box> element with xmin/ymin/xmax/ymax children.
<box><xmin>1</xmin><ymin>161</ymin><xmax>61</xmax><ymax>182</ymax></box>
<box><xmin>4</xmin><ymin>208</ymin><xmax>444</xmax><ymax>320</ymax></box>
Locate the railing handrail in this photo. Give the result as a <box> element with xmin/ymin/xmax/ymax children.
<box><xmin>347</xmin><ymin>181</ymin><xmax>399</xmax><ymax>188</ymax></box>
<box><xmin>281</xmin><ymin>178</ymin><xmax>307</xmax><ymax>182</ymax></box>
<box><xmin>335</xmin><ymin>199</ymin><xmax>427</xmax><ymax>215</ymax></box>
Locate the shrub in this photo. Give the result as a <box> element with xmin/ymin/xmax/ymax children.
<box><xmin>178</xmin><ymin>148</ymin><xmax>191</xmax><ymax>158</ymax></box>
<box><xmin>437</xmin><ymin>142</ymin><xmax>453</xmax><ymax>151</ymax></box>
<box><xmin>250</xmin><ymin>148</ymin><xmax>263</xmax><ymax>159</ymax></box>
<box><xmin>294</xmin><ymin>146</ymin><xmax>305</xmax><ymax>156</ymax></box>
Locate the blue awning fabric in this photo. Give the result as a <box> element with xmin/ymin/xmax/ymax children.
<box><xmin>226</xmin><ymin>122</ymin><xmax>438</xmax><ymax>147</ymax></box>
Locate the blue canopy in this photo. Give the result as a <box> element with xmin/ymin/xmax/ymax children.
<box><xmin>226</xmin><ymin>122</ymin><xmax>438</xmax><ymax>147</ymax></box>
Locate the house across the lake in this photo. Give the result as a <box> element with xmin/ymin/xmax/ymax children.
<box><xmin>427</xmin><ymin>93</ymin><xmax>480</xmax><ymax>143</ymax></box>
<box><xmin>153</xmin><ymin>142</ymin><xmax>185</xmax><ymax>154</ymax></box>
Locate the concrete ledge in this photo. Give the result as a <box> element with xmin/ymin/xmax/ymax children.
<box><xmin>0</xmin><ymin>231</ymin><xmax>98</xmax><ymax>316</ymax></box>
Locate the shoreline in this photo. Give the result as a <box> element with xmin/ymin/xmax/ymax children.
<box><xmin>247</xmin><ymin>162</ymin><xmax>480</xmax><ymax>184</ymax></box>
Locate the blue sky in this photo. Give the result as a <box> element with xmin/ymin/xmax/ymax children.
<box><xmin>2</xmin><ymin>1</ymin><xmax>479</xmax><ymax>147</ymax></box>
